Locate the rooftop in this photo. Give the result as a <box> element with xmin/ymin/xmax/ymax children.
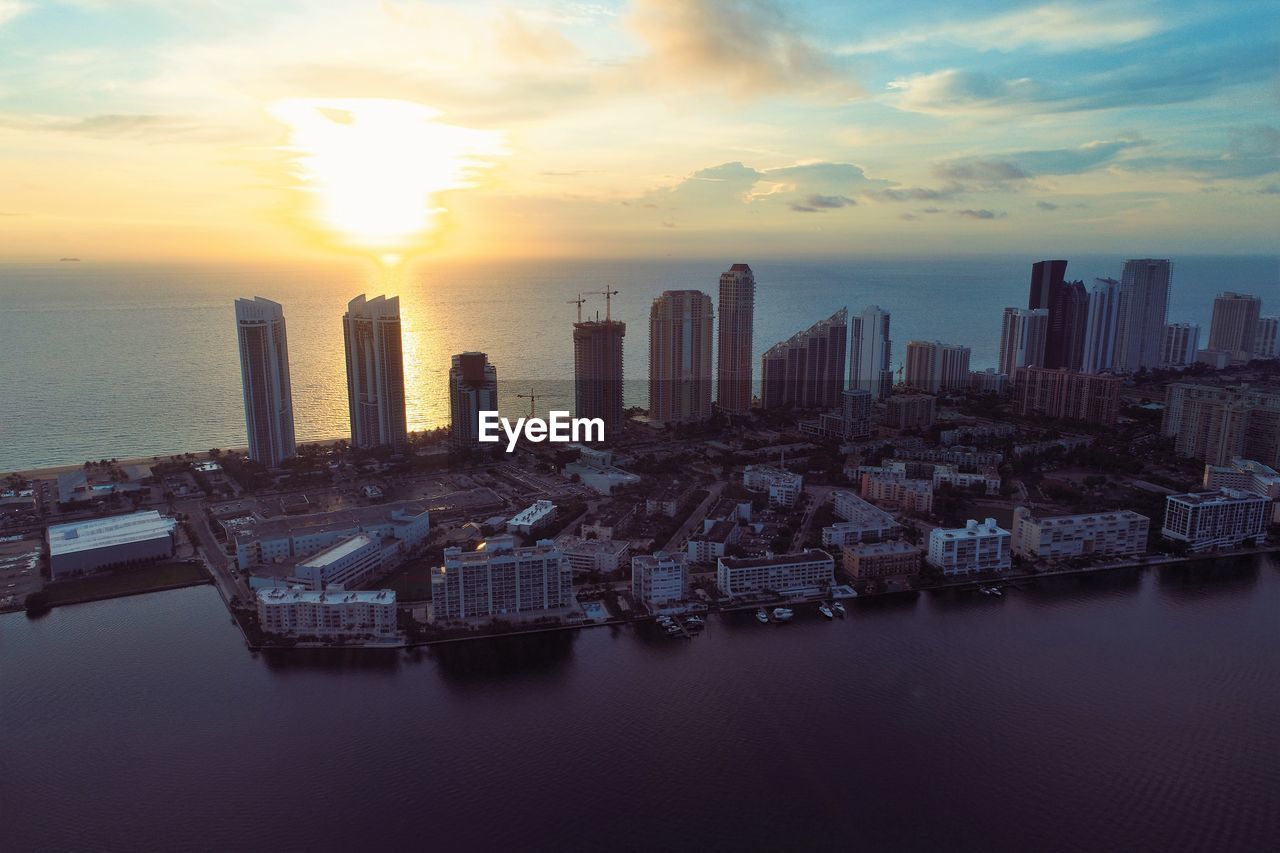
<box><xmin>298</xmin><ymin>534</ymin><xmax>375</xmax><ymax>569</ymax></box>
<box><xmin>844</xmin><ymin>540</ymin><xmax>920</xmax><ymax>557</ymax></box>
<box><xmin>48</xmin><ymin>511</ymin><xmax>176</xmax><ymax>556</ymax></box>
<box><xmin>509</xmin><ymin>500</ymin><xmax>556</xmax><ymax>526</ymax></box>
<box><xmin>257</xmin><ymin>587</ymin><xmax>395</xmax><ymax>605</ymax></box>
<box><xmin>235</xmin><ymin>500</ymin><xmax>429</xmax><ymax>543</ymax></box>
<box><xmin>1168</xmin><ymin>488</ymin><xmax>1267</xmax><ymax>506</ymax></box>
<box><xmin>719</xmin><ymin>549</ymin><xmax>834</xmax><ymax>570</ymax></box>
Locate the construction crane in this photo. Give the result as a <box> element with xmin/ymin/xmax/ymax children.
<box><xmin>566</xmin><ymin>294</ymin><xmax>587</xmax><ymax>323</ymax></box>
<box><xmin>516</xmin><ymin>389</ymin><xmax>539</xmax><ymax>419</ymax></box>
<box><xmin>587</xmin><ymin>287</ymin><xmax>619</xmax><ymax>321</ymax></box>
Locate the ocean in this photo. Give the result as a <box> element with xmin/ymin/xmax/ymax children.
<box><xmin>1</xmin><ymin>254</ymin><xmax>1275</xmax><ymax>471</ymax></box>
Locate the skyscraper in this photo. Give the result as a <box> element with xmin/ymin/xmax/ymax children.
<box><xmin>716</xmin><ymin>263</ymin><xmax>755</xmax><ymax>414</ymax></box>
<box><xmin>1028</xmin><ymin>260</ymin><xmax>1088</xmax><ymax>369</ymax></box>
<box><xmin>235</xmin><ymin>297</ymin><xmax>296</xmax><ymax>468</ymax></box>
<box><xmin>574</xmin><ymin>317</ymin><xmax>626</xmax><ymax>434</ymax></box>
<box><xmin>449</xmin><ymin>352</ymin><xmax>497</xmax><ymax>448</ymax></box>
<box><xmin>998</xmin><ymin>307</ymin><xmax>1048</xmax><ymax>378</ymax></box>
<box><xmin>850</xmin><ymin>305</ymin><xmax>892</xmax><ymax>399</ymax></box>
<box><xmin>1081</xmin><ymin>277</ymin><xmax>1121</xmax><ymax>374</ymax></box>
<box><xmin>1160</xmin><ymin>323</ymin><xmax>1200</xmax><ymax>368</ymax></box>
<box><xmin>1208</xmin><ymin>292</ymin><xmax>1263</xmax><ymax>364</ymax></box>
<box><xmin>903</xmin><ymin>340</ymin><xmax>971</xmax><ymax>394</ymax></box>
<box><xmin>649</xmin><ymin>290</ymin><xmax>714</xmax><ymax>424</ymax></box>
<box><xmin>1114</xmin><ymin>259</ymin><xmax>1172</xmax><ymax>373</ymax></box>
<box><xmin>1255</xmin><ymin>316</ymin><xmax>1280</xmax><ymax>360</ymax></box>
<box><xmin>760</xmin><ymin>308</ymin><xmax>848</xmax><ymax>409</ymax></box>
<box><xmin>343</xmin><ymin>294</ymin><xmax>408</xmax><ymax>452</ymax></box>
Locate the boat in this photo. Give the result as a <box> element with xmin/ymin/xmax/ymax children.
<box><xmin>990</xmin><ymin>586</ymin><xmax>1003</xmax><ymax>597</ymax></box>
<box><xmin>755</xmin><ymin>608</ymin><xmax>770</xmax><ymax>624</ymax></box>
<box><xmin>665</xmin><ymin>624</ymin><xmax>682</xmax><ymax>635</ymax></box>
<box><xmin>685</xmin><ymin>616</ymin><xmax>704</xmax><ymax>626</ymax></box>
<box><xmin>772</xmin><ymin>607</ymin><xmax>794</xmax><ymax>623</ymax></box>
<box><xmin>832</xmin><ymin>601</ymin><xmax>847</xmax><ymax>616</ymax></box>
<box><xmin>818</xmin><ymin>603</ymin><xmax>834</xmax><ymax>619</ymax></box>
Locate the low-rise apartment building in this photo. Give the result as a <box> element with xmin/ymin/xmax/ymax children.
<box><xmin>716</xmin><ymin>550</ymin><xmax>835</xmax><ymax>597</ymax></box>
<box><xmin>842</xmin><ymin>540</ymin><xmax>922</xmax><ymax>579</ymax></box>
<box><xmin>927</xmin><ymin>518</ymin><xmax>1011</xmax><ymax>574</ymax></box>
<box><xmin>1011</xmin><ymin>507</ymin><xmax>1149</xmax><ymax>561</ymax></box>
<box><xmin>256</xmin><ymin>587</ymin><xmax>398</xmax><ymax>640</ymax></box>
<box><xmin>631</xmin><ymin>552</ymin><xmax>688</xmax><ymax>607</ymax></box>
<box><xmin>1161</xmin><ymin>489</ymin><xmax>1269</xmax><ymax>552</ymax></box>
<box><xmin>431</xmin><ymin>536</ymin><xmax>574</xmax><ymax>622</ymax></box>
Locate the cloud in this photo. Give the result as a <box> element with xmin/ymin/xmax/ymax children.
<box><xmin>1119</xmin><ymin>125</ymin><xmax>1280</xmax><ymax>180</ymax></box>
<box><xmin>1036</xmin><ymin>200</ymin><xmax>1058</xmax><ymax>210</ymax></box>
<box><xmin>0</xmin><ymin>1</ymin><xmax>25</xmax><ymax>27</ymax></box>
<box><xmin>866</xmin><ymin>186</ymin><xmax>959</xmax><ymax>202</ymax></box>
<box><xmin>842</xmin><ymin>3</ymin><xmax>1165</xmax><ymax>55</ymax></box>
<box><xmin>926</xmin><ymin>139</ymin><xmax>1148</xmax><ymax>191</ymax></box>
<box><xmin>629</xmin><ymin>0</ymin><xmax>855</xmax><ymax>97</ymax></box>
<box><xmin>790</xmin><ymin>194</ymin><xmax>855</xmax><ymax>212</ymax></box>
<box><xmin>1257</xmin><ymin>183</ymin><xmax>1280</xmax><ymax>195</ymax></box>
<box><xmin>956</xmin><ymin>209</ymin><xmax>1005</xmax><ymax>220</ymax></box>
<box><xmin>0</xmin><ymin>112</ymin><xmax>228</xmax><ymax>141</ymax></box>
<box><xmin>933</xmin><ymin>159</ymin><xmax>1030</xmax><ymax>187</ymax></box>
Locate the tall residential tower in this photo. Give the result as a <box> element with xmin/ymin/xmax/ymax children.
<box><xmin>850</xmin><ymin>305</ymin><xmax>893</xmax><ymax>399</ymax></box>
<box><xmin>716</xmin><ymin>263</ymin><xmax>755</xmax><ymax>414</ymax></box>
<box><xmin>343</xmin><ymin>294</ymin><xmax>408</xmax><ymax>452</ymax></box>
<box><xmin>1208</xmin><ymin>292</ymin><xmax>1263</xmax><ymax>364</ymax></box>
<box><xmin>235</xmin><ymin>297</ymin><xmax>296</xmax><ymax>468</ymax></box>
<box><xmin>649</xmin><ymin>290</ymin><xmax>714</xmax><ymax>424</ymax></box>
<box><xmin>449</xmin><ymin>352</ymin><xmax>498</xmax><ymax>448</ymax></box>
<box><xmin>760</xmin><ymin>308</ymin><xmax>848</xmax><ymax>410</ymax></box>
<box><xmin>1114</xmin><ymin>259</ymin><xmax>1172</xmax><ymax>373</ymax></box>
<box><xmin>574</xmin><ymin>316</ymin><xmax>626</xmax><ymax>435</ymax></box>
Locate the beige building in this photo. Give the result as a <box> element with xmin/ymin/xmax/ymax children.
<box><xmin>1011</xmin><ymin>507</ymin><xmax>1149</xmax><ymax>561</ymax></box>
<box><xmin>842</xmin><ymin>540</ymin><xmax>922</xmax><ymax>579</ymax></box>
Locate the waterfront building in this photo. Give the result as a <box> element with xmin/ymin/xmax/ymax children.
<box><xmin>47</xmin><ymin>510</ymin><xmax>177</xmax><ymax>580</ymax></box>
<box><xmin>431</xmin><ymin>537</ymin><xmax>574</xmax><ymax>622</ymax></box>
<box><xmin>343</xmin><ymin>294</ymin><xmax>408</xmax><ymax>452</ymax></box>
<box><xmin>1010</xmin><ymin>507</ymin><xmax>1149</xmax><ymax>561</ymax></box>
<box><xmin>859</xmin><ymin>470</ymin><xmax>934</xmax><ymax>514</ymax></box>
<box><xmin>1208</xmin><ymin>292</ymin><xmax>1262</xmax><ymax>364</ymax></box>
<box><xmin>234</xmin><ymin>501</ymin><xmax>430</xmax><ymax>569</ymax></box>
<box><xmin>903</xmin><ymin>340</ymin><xmax>971</xmax><ymax>394</ymax></box>
<box><xmin>1254</xmin><ymin>316</ymin><xmax>1279</xmax><ymax>359</ymax></box>
<box><xmin>508</xmin><ymin>500</ymin><xmax>557</xmax><ymax>536</ymax></box>
<box><xmin>760</xmin><ymin>308</ymin><xmax>848</xmax><ymax>410</ymax></box>
<box><xmin>716</xmin><ymin>263</ymin><xmax>755</xmax><ymax>414</ymax></box>
<box><xmin>631</xmin><ymin>552</ymin><xmax>689</xmax><ymax>607</ymax></box>
<box><xmin>842</xmin><ymin>540</ymin><xmax>921</xmax><ymax>579</ymax></box>
<box><xmin>1028</xmin><ymin>261</ymin><xmax>1088</xmax><ymax>370</ymax></box>
<box><xmin>573</xmin><ymin>316</ymin><xmax>626</xmax><ymax>434</ymax></box>
<box><xmin>1203</xmin><ymin>458</ymin><xmax>1280</xmax><ymax>523</ymax></box>
<box><xmin>969</xmin><ymin>368</ymin><xmax>1008</xmax><ymax>394</ymax></box>
<box><xmin>561</xmin><ymin>537</ymin><xmax>631</xmax><ymax>575</ymax></box>
<box><xmin>292</xmin><ymin>534</ymin><xmax>384</xmax><ymax>590</ymax></box>
<box><xmin>235</xmin><ymin>296</ymin><xmax>296</xmax><ymax>467</ymax></box>
<box><xmin>884</xmin><ymin>393</ymin><xmax>936</xmax><ymax>430</ymax></box>
<box><xmin>257</xmin><ymin>587</ymin><xmax>397</xmax><ymax>640</ymax></box>
<box><xmin>743</xmin><ymin>465</ymin><xmax>803</xmax><ymax>508</ymax></box>
<box><xmin>1160</xmin><ymin>323</ymin><xmax>1200</xmax><ymax>368</ymax></box>
<box><xmin>716</xmin><ymin>549</ymin><xmax>835</xmax><ymax>597</ymax></box>
<box><xmin>1012</xmin><ymin>367</ymin><xmax>1122</xmax><ymax>425</ymax></box>
<box><xmin>1161</xmin><ymin>489</ymin><xmax>1269</xmax><ymax>552</ymax></box>
<box><xmin>649</xmin><ymin>290</ymin><xmax>714</xmax><ymax>424</ymax></box>
<box><xmin>1114</xmin><ymin>259</ymin><xmax>1172</xmax><ymax>373</ymax></box>
<box><xmin>687</xmin><ymin>520</ymin><xmax>740</xmax><ymax>564</ymax></box>
<box><xmin>927</xmin><ymin>518</ymin><xmax>1012</xmax><ymax>575</ymax></box>
<box><xmin>998</xmin><ymin>307</ymin><xmax>1049</xmax><ymax>377</ymax></box>
<box><xmin>449</xmin><ymin>352</ymin><xmax>498</xmax><ymax>448</ymax></box>
<box><xmin>1162</xmin><ymin>384</ymin><xmax>1280</xmax><ymax>468</ymax></box>
<box><xmin>1082</xmin><ymin>277</ymin><xmax>1122</xmax><ymax>374</ymax></box>
<box><xmin>850</xmin><ymin>305</ymin><xmax>893</xmax><ymax>399</ymax></box>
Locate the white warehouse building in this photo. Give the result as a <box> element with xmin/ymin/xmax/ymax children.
<box><xmin>47</xmin><ymin>510</ymin><xmax>178</xmax><ymax>580</ymax></box>
<box><xmin>927</xmin><ymin>518</ymin><xmax>1011</xmax><ymax>575</ymax></box>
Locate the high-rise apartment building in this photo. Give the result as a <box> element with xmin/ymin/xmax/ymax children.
<box><xmin>1082</xmin><ymin>277</ymin><xmax>1121</xmax><ymax>374</ymax></box>
<box><xmin>649</xmin><ymin>290</ymin><xmax>714</xmax><ymax>424</ymax></box>
<box><xmin>850</xmin><ymin>304</ymin><xmax>893</xmax><ymax>399</ymax></box>
<box><xmin>449</xmin><ymin>352</ymin><xmax>498</xmax><ymax>448</ymax></box>
<box><xmin>1162</xmin><ymin>383</ymin><xmax>1280</xmax><ymax>467</ymax></box>
<box><xmin>716</xmin><ymin>263</ymin><xmax>755</xmax><ymax>414</ymax></box>
<box><xmin>1255</xmin><ymin>316</ymin><xmax>1280</xmax><ymax>360</ymax></box>
<box><xmin>343</xmin><ymin>294</ymin><xmax>408</xmax><ymax>452</ymax></box>
<box><xmin>1160</xmin><ymin>323</ymin><xmax>1200</xmax><ymax>368</ymax></box>
<box><xmin>1208</xmin><ymin>292</ymin><xmax>1263</xmax><ymax>364</ymax></box>
<box><xmin>1027</xmin><ymin>260</ymin><xmax>1088</xmax><ymax>370</ymax></box>
<box><xmin>235</xmin><ymin>296</ymin><xmax>296</xmax><ymax>468</ymax></box>
<box><xmin>1114</xmin><ymin>259</ymin><xmax>1172</xmax><ymax>372</ymax></box>
<box><xmin>998</xmin><ymin>307</ymin><xmax>1049</xmax><ymax>377</ymax></box>
<box><xmin>431</xmin><ymin>536</ymin><xmax>574</xmax><ymax>622</ymax></box>
<box><xmin>573</xmin><ymin>317</ymin><xmax>626</xmax><ymax>434</ymax></box>
<box><xmin>1012</xmin><ymin>367</ymin><xmax>1122</xmax><ymax>425</ymax></box>
<box><xmin>1161</xmin><ymin>489</ymin><xmax>1269</xmax><ymax>552</ymax></box>
<box><xmin>760</xmin><ymin>308</ymin><xmax>848</xmax><ymax>409</ymax></box>
<box><xmin>903</xmin><ymin>340</ymin><xmax>971</xmax><ymax>394</ymax></box>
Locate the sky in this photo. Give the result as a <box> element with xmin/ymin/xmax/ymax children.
<box><xmin>0</xmin><ymin>0</ymin><xmax>1277</xmax><ymax>263</ymax></box>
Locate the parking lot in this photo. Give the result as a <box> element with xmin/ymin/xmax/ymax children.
<box><xmin>0</xmin><ymin>535</ymin><xmax>43</xmax><ymax>611</ymax></box>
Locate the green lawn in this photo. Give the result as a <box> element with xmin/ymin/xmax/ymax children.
<box><xmin>44</xmin><ymin>561</ymin><xmax>210</xmax><ymax>606</ymax></box>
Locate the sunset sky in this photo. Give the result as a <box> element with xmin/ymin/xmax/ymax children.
<box><xmin>1</xmin><ymin>0</ymin><xmax>1277</xmax><ymax>263</ymax></box>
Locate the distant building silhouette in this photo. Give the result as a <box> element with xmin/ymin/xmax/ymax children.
<box><xmin>1160</xmin><ymin>323</ymin><xmax>1200</xmax><ymax>368</ymax></box>
<box><xmin>1208</xmin><ymin>292</ymin><xmax>1262</xmax><ymax>364</ymax></box>
<box><xmin>574</xmin><ymin>317</ymin><xmax>625</xmax><ymax>434</ymax></box>
<box><xmin>343</xmin><ymin>294</ymin><xmax>407</xmax><ymax>452</ymax></box>
<box><xmin>1114</xmin><ymin>259</ymin><xmax>1172</xmax><ymax>372</ymax></box>
<box><xmin>1081</xmin><ymin>277</ymin><xmax>1121</xmax><ymax>374</ymax></box>
<box><xmin>235</xmin><ymin>296</ymin><xmax>295</xmax><ymax>468</ymax></box>
<box><xmin>998</xmin><ymin>307</ymin><xmax>1048</xmax><ymax>378</ymax></box>
<box><xmin>449</xmin><ymin>352</ymin><xmax>497</xmax><ymax>448</ymax></box>
<box><xmin>1028</xmin><ymin>260</ymin><xmax>1087</xmax><ymax>370</ymax></box>
<box><xmin>850</xmin><ymin>305</ymin><xmax>892</xmax><ymax>399</ymax></box>
<box><xmin>649</xmin><ymin>290</ymin><xmax>714</xmax><ymax>424</ymax></box>
<box><xmin>716</xmin><ymin>263</ymin><xmax>755</xmax><ymax>414</ymax></box>
<box><xmin>760</xmin><ymin>308</ymin><xmax>848</xmax><ymax>409</ymax></box>
<box><xmin>903</xmin><ymin>340</ymin><xmax>970</xmax><ymax>394</ymax></box>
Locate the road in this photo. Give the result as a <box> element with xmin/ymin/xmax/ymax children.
<box><xmin>791</xmin><ymin>484</ymin><xmax>835</xmax><ymax>551</ymax></box>
<box><xmin>179</xmin><ymin>498</ymin><xmax>247</xmax><ymax>604</ymax></box>
<box><xmin>661</xmin><ymin>481</ymin><xmax>725</xmax><ymax>553</ymax></box>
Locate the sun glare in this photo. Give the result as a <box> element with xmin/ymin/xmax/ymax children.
<box><xmin>270</xmin><ymin>98</ymin><xmax>505</xmax><ymax>263</ymax></box>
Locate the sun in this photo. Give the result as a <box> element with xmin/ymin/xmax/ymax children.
<box><xmin>270</xmin><ymin>98</ymin><xmax>505</xmax><ymax>264</ymax></box>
